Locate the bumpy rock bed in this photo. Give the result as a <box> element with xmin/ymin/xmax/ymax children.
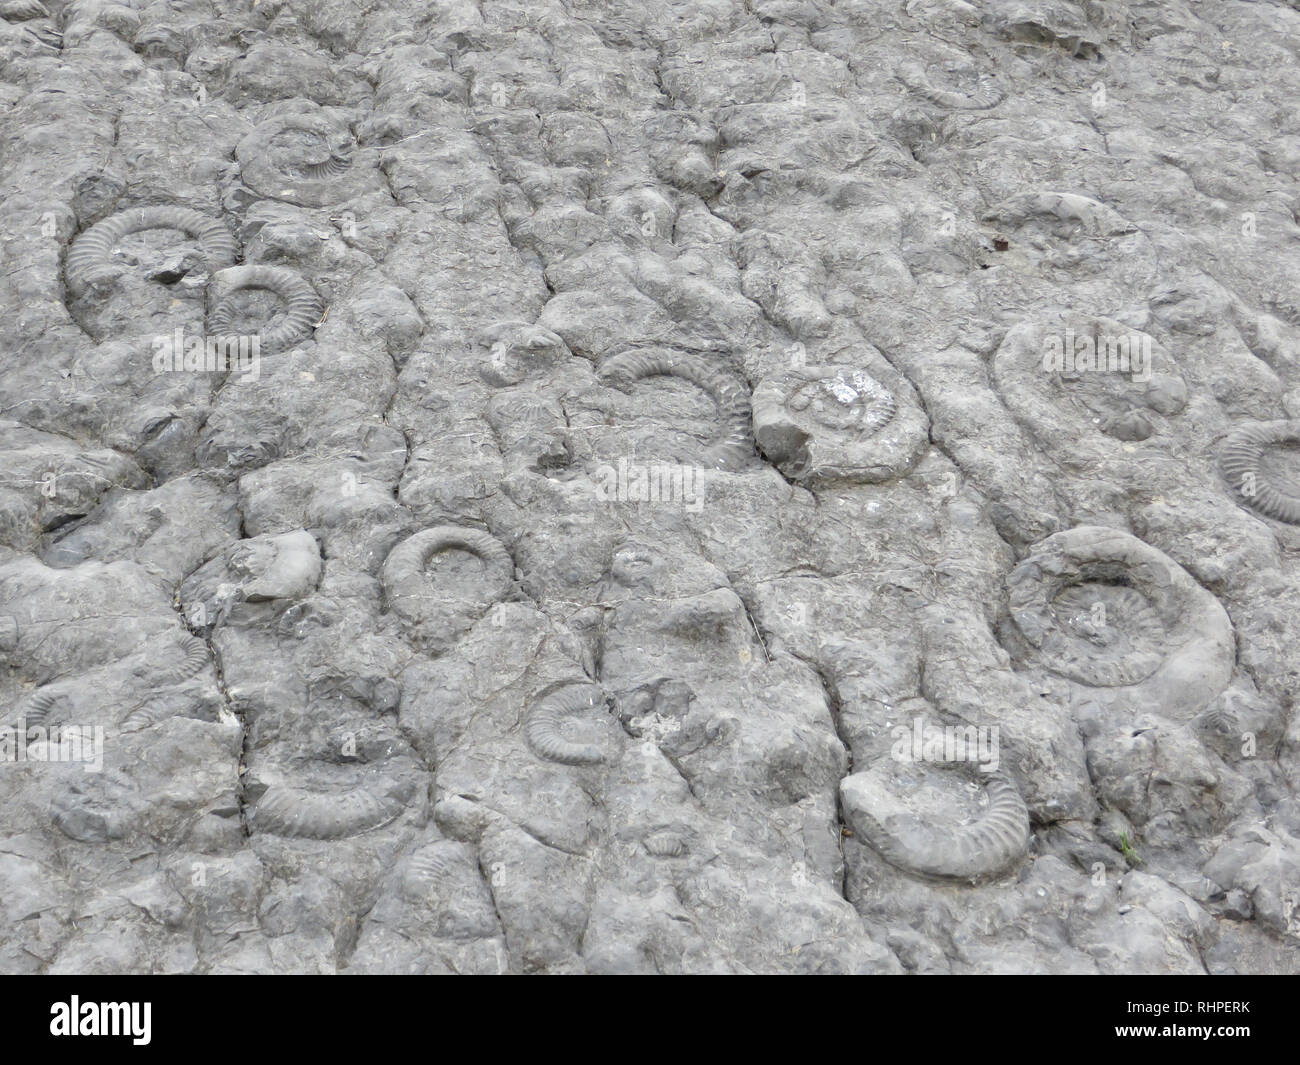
<box><xmin>1</xmin><ymin>0</ymin><xmax>1298</xmax><ymax>974</ymax></box>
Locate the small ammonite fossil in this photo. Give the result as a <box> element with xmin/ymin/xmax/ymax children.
<box><xmin>1219</xmin><ymin>420</ymin><xmax>1300</xmax><ymax>525</ymax></box>
<box><xmin>751</xmin><ymin>363</ymin><xmax>927</xmax><ymax>484</ymax></box>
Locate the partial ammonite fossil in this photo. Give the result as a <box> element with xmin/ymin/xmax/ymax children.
<box><xmin>597</xmin><ymin>349</ymin><xmax>753</xmax><ymax>471</ymax></box>
<box><xmin>64</xmin><ymin>205</ymin><xmax>237</xmax><ymax>297</ymax></box>
<box><xmin>991</xmin><ymin>314</ymin><xmax>1187</xmax><ymax>447</ymax></box>
<box><xmin>381</xmin><ymin>525</ymin><xmax>514</xmax><ymax>632</ymax></box>
<box><xmin>207</xmin><ymin>265</ymin><xmax>324</xmax><ymax>354</ymax></box>
<box><xmin>159</xmin><ymin>634</ymin><xmax>209</xmax><ymax>683</ymax></box>
<box><xmin>1219</xmin><ymin>421</ymin><xmax>1300</xmax><ymax>524</ymax></box>
<box><xmin>751</xmin><ymin>363</ymin><xmax>928</xmax><ymax>484</ymax></box>
<box><xmin>236</xmin><ymin>111</ymin><xmax>377</xmax><ymax>207</ymax></box>
<box><xmin>252</xmin><ymin>781</ymin><xmax>410</xmax><ymax>840</ymax></box>
<box><xmin>841</xmin><ymin>763</ymin><xmax>1029</xmax><ymax>884</ymax></box>
<box><xmin>642</xmin><ymin>829</ymin><xmax>688</xmax><ymax>858</ymax></box>
<box><xmin>1003</xmin><ymin>526</ymin><xmax>1234</xmax><ymax>721</ymax></box>
<box><xmin>897</xmin><ymin>61</ymin><xmax>1002</xmax><ymax>110</ymax></box>
<box><xmin>524</xmin><ymin>684</ymin><xmax>609</xmax><ymax>766</ymax></box>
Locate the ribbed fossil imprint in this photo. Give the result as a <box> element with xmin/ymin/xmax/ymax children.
<box><xmin>524</xmin><ymin>684</ymin><xmax>609</xmax><ymax>766</ymax></box>
<box><xmin>207</xmin><ymin>265</ymin><xmax>324</xmax><ymax>354</ymax></box>
<box><xmin>897</xmin><ymin>61</ymin><xmax>1003</xmax><ymax>110</ymax></box>
<box><xmin>1003</xmin><ymin>526</ymin><xmax>1234</xmax><ymax>719</ymax></box>
<box><xmin>597</xmin><ymin>349</ymin><xmax>753</xmax><ymax>471</ymax></box>
<box><xmin>842</xmin><ymin>765</ymin><xmax>1030</xmax><ymax>883</ymax></box>
<box><xmin>751</xmin><ymin>364</ymin><xmax>928</xmax><ymax>484</ymax></box>
<box><xmin>1219</xmin><ymin>420</ymin><xmax>1300</xmax><ymax>524</ymax></box>
<box><xmin>65</xmin><ymin>205</ymin><xmax>237</xmax><ymax>296</ymax></box>
<box><xmin>381</xmin><ymin>525</ymin><xmax>514</xmax><ymax>628</ymax></box>
<box><xmin>252</xmin><ymin>782</ymin><xmax>408</xmax><ymax>840</ymax></box>
<box><xmin>236</xmin><ymin>111</ymin><xmax>375</xmax><ymax>207</ymax></box>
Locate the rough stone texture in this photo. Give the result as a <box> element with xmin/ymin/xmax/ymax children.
<box><xmin>1</xmin><ymin>0</ymin><xmax>1299</xmax><ymax>975</ymax></box>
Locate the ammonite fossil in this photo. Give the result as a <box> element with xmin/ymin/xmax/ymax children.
<box><xmin>381</xmin><ymin>525</ymin><xmax>514</xmax><ymax>639</ymax></box>
<box><xmin>524</xmin><ymin>684</ymin><xmax>609</xmax><ymax>766</ymax></box>
<box><xmin>1219</xmin><ymin>420</ymin><xmax>1300</xmax><ymax>524</ymax></box>
<box><xmin>991</xmin><ymin>314</ymin><xmax>1187</xmax><ymax>447</ymax></box>
<box><xmin>235</xmin><ymin>110</ymin><xmax>378</xmax><ymax>207</ymax></box>
<box><xmin>841</xmin><ymin>762</ymin><xmax>1029</xmax><ymax>884</ymax></box>
<box><xmin>1003</xmin><ymin>526</ymin><xmax>1234</xmax><ymax>720</ymax></box>
<box><xmin>751</xmin><ymin>363</ymin><xmax>928</xmax><ymax>484</ymax></box>
<box><xmin>65</xmin><ymin>205</ymin><xmax>236</xmax><ymax>297</ymax></box>
<box><xmin>597</xmin><ymin>349</ymin><xmax>753</xmax><ymax>471</ymax></box>
<box><xmin>252</xmin><ymin>779</ymin><xmax>411</xmax><ymax>840</ymax></box>
<box><xmin>207</xmin><ymin>265</ymin><xmax>324</xmax><ymax>354</ymax></box>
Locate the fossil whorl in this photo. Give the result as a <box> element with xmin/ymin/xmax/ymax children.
<box><xmin>841</xmin><ymin>766</ymin><xmax>1029</xmax><ymax>883</ymax></box>
<box><xmin>236</xmin><ymin>112</ymin><xmax>372</xmax><ymax>207</ymax></box>
<box><xmin>1219</xmin><ymin>421</ymin><xmax>1300</xmax><ymax>524</ymax></box>
<box><xmin>897</xmin><ymin>61</ymin><xmax>1002</xmax><ymax>110</ymax></box>
<box><xmin>751</xmin><ymin>364</ymin><xmax>927</xmax><ymax>484</ymax></box>
<box><xmin>159</xmin><ymin>635</ymin><xmax>209</xmax><ymax>683</ymax></box>
<box><xmin>381</xmin><ymin>526</ymin><xmax>514</xmax><ymax>626</ymax></box>
<box><xmin>0</xmin><ymin>0</ymin><xmax>49</xmax><ymax>19</ymax></box>
<box><xmin>598</xmin><ymin>350</ymin><xmax>753</xmax><ymax>471</ymax></box>
<box><xmin>207</xmin><ymin>265</ymin><xmax>324</xmax><ymax>354</ymax></box>
<box><xmin>524</xmin><ymin>684</ymin><xmax>607</xmax><ymax>766</ymax></box>
<box><xmin>982</xmin><ymin>191</ymin><xmax>1138</xmax><ymax>238</ymax></box>
<box><xmin>65</xmin><ymin>205</ymin><xmax>236</xmax><ymax>297</ymax></box>
<box><xmin>17</xmin><ymin>689</ymin><xmax>60</xmax><ymax>728</ymax></box>
<box><xmin>1004</xmin><ymin>526</ymin><xmax>1234</xmax><ymax>719</ymax></box>
<box><xmin>642</xmin><ymin>830</ymin><xmax>687</xmax><ymax>858</ymax></box>
<box><xmin>252</xmin><ymin>783</ymin><xmax>408</xmax><ymax>840</ymax></box>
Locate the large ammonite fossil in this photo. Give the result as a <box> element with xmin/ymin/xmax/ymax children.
<box><xmin>751</xmin><ymin>363</ymin><xmax>928</xmax><ymax>484</ymax></box>
<box><xmin>235</xmin><ymin>110</ymin><xmax>378</xmax><ymax>207</ymax></box>
<box><xmin>1003</xmin><ymin>526</ymin><xmax>1233</xmax><ymax>721</ymax></box>
<box><xmin>65</xmin><ymin>205</ymin><xmax>237</xmax><ymax>297</ymax></box>
<box><xmin>991</xmin><ymin>314</ymin><xmax>1187</xmax><ymax>447</ymax></box>
<box><xmin>841</xmin><ymin>761</ymin><xmax>1029</xmax><ymax>884</ymax></box>
<box><xmin>1219</xmin><ymin>420</ymin><xmax>1300</xmax><ymax>524</ymax></box>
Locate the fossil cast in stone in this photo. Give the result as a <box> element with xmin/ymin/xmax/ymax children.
<box><xmin>65</xmin><ymin>205</ymin><xmax>237</xmax><ymax>296</ymax></box>
<box><xmin>251</xmin><ymin>779</ymin><xmax>413</xmax><ymax>840</ymax></box>
<box><xmin>1002</xmin><ymin>526</ymin><xmax>1234</xmax><ymax>721</ymax></box>
<box><xmin>841</xmin><ymin>763</ymin><xmax>1030</xmax><ymax>883</ymax></box>
<box><xmin>206</xmin><ymin>265</ymin><xmax>324</xmax><ymax>354</ymax></box>
<box><xmin>524</xmin><ymin>684</ymin><xmax>608</xmax><ymax>766</ymax></box>
<box><xmin>235</xmin><ymin>109</ymin><xmax>378</xmax><ymax>207</ymax></box>
<box><xmin>598</xmin><ymin>349</ymin><xmax>753</xmax><ymax>471</ymax></box>
<box><xmin>751</xmin><ymin>363</ymin><xmax>928</xmax><ymax>484</ymax></box>
<box><xmin>1219</xmin><ymin>420</ymin><xmax>1300</xmax><ymax>524</ymax></box>
<box><xmin>896</xmin><ymin>60</ymin><xmax>1002</xmax><ymax>110</ymax></box>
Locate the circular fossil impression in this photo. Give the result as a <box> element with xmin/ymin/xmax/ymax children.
<box><xmin>1045</xmin><ymin>583</ymin><xmax>1165</xmax><ymax>687</ymax></box>
<box><xmin>381</xmin><ymin>526</ymin><xmax>514</xmax><ymax>651</ymax></box>
<box><xmin>751</xmin><ymin>364</ymin><xmax>927</xmax><ymax>484</ymax></box>
<box><xmin>236</xmin><ymin>111</ymin><xmax>377</xmax><ymax>207</ymax></box>
<box><xmin>1004</xmin><ymin>526</ymin><xmax>1234</xmax><ymax>718</ymax></box>
<box><xmin>840</xmin><ymin>761</ymin><xmax>1029</xmax><ymax>884</ymax></box>
<box><xmin>991</xmin><ymin>314</ymin><xmax>1187</xmax><ymax>449</ymax></box>
<box><xmin>597</xmin><ymin>349</ymin><xmax>753</xmax><ymax>471</ymax></box>
<box><xmin>206</xmin><ymin>264</ymin><xmax>323</xmax><ymax>354</ymax></box>
<box><xmin>1219</xmin><ymin>420</ymin><xmax>1300</xmax><ymax>524</ymax></box>
<box><xmin>524</xmin><ymin>684</ymin><xmax>610</xmax><ymax>766</ymax></box>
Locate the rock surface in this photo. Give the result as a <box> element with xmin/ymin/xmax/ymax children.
<box><xmin>1</xmin><ymin>0</ymin><xmax>1299</xmax><ymax>974</ymax></box>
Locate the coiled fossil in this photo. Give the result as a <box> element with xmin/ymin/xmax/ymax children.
<box><xmin>751</xmin><ymin>364</ymin><xmax>927</xmax><ymax>484</ymax></box>
<box><xmin>207</xmin><ymin>265</ymin><xmax>324</xmax><ymax>355</ymax></box>
<box><xmin>159</xmin><ymin>635</ymin><xmax>209</xmax><ymax>684</ymax></box>
<box><xmin>65</xmin><ymin>205</ymin><xmax>236</xmax><ymax>297</ymax></box>
<box><xmin>1219</xmin><ymin>421</ymin><xmax>1300</xmax><ymax>524</ymax></box>
<box><xmin>897</xmin><ymin>61</ymin><xmax>1002</xmax><ymax>110</ymax></box>
<box><xmin>236</xmin><ymin>112</ymin><xmax>370</xmax><ymax>207</ymax></box>
<box><xmin>1004</xmin><ymin>526</ymin><xmax>1234</xmax><ymax>718</ymax></box>
<box><xmin>598</xmin><ymin>349</ymin><xmax>753</xmax><ymax>471</ymax></box>
<box><xmin>842</xmin><ymin>767</ymin><xmax>1029</xmax><ymax>883</ymax></box>
<box><xmin>252</xmin><ymin>783</ymin><xmax>407</xmax><ymax>840</ymax></box>
<box><xmin>18</xmin><ymin>689</ymin><xmax>60</xmax><ymax>728</ymax></box>
<box><xmin>524</xmin><ymin>684</ymin><xmax>607</xmax><ymax>766</ymax></box>
<box><xmin>381</xmin><ymin>526</ymin><xmax>514</xmax><ymax>627</ymax></box>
